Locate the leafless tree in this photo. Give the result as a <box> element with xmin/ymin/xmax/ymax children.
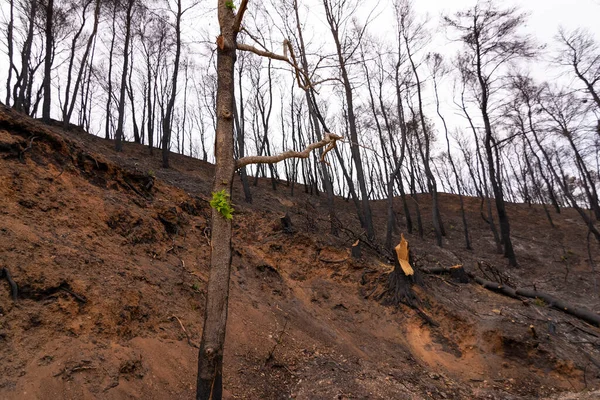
<box><xmin>445</xmin><ymin>0</ymin><xmax>535</xmax><ymax>266</ymax></box>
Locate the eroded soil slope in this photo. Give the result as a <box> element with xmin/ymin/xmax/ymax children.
<box><xmin>1</xmin><ymin>106</ymin><xmax>600</xmax><ymax>399</ymax></box>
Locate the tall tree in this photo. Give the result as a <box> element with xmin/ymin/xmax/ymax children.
<box><xmin>556</xmin><ymin>28</ymin><xmax>600</xmax><ymax>122</ymax></box>
<box><xmin>115</xmin><ymin>0</ymin><xmax>136</xmax><ymax>152</ymax></box>
<box><xmin>41</xmin><ymin>0</ymin><xmax>54</xmax><ymax>122</ymax></box>
<box><xmin>445</xmin><ymin>0</ymin><xmax>535</xmax><ymax>266</ymax></box>
<box><xmin>398</xmin><ymin>0</ymin><xmax>445</xmax><ymax>246</ymax></box>
<box><xmin>162</xmin><ymin>0</ymin><xmax>188</xmax><ymax>167</ymax></box>
<box><xmin>322</xmin><ymin>0</ymin><xmax>375</xmax><ymax>240</ymax></box>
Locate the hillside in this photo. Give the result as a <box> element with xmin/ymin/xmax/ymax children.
<box><xmin>1</xmin><ymin>106</ymin><xmax>600</xmax><ymax>399</ymax></box>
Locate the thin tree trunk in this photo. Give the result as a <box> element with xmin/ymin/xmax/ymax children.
<box><xmin>115</xmin><ymin>0</ymin><xmax>135</xmax><ymax>152</ymax></box>
<box><xmin>196</xmin><ymin>3</ymin><xmax>238</xmax><ymax>398</ymax></box>
<box><xmin>42</xmin><ymin>0</ymin><xmax>54</xmax><ymax>122</ymax></box>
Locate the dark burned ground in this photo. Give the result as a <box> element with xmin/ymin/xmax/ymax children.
<box><xmin>0</xmin><ymin>106</ymin><xmax>600</xmax><ymax>399</ymax></box>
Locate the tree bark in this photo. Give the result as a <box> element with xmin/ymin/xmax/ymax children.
<box><xmin>162</xmin><ymin>0</ymin><xmax>183</xmax><ymax>167</ymax></box>
<box><xmin>115</xmin><ymin>0</ymin><xmax>135</xmax><ymax>152</ymax></box>
<box><xmin>196</xmin><ymin>2</ymin><xmax>238</xmax><ymax>398</ymax></box>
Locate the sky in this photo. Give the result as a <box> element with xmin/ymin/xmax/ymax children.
<box><xmin>0</xmin><ymin>0</ymin><xmax>598</xmax><ymax>160</ymax></box>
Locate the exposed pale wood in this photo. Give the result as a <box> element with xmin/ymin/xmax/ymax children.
<box><xmin>394</xmin><ymin>234</ymin><xmax>414</xmax><ymax>276</ymax></box>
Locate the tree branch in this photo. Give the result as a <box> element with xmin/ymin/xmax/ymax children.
<box><xmin>237</xmin><ymin>42</ymin><xmax>288</xmax><ymax>63</ymax></box>
<box><xmin>236</xmin><ymin>133</ymin><xmax>342</xmax><ymax>168</ymax></box>
<box><xmin>236</xmin><ymin>41</ymin><xmax>314</xmax><ymax>91</ymax></box>
<box><xmin>233</xmin><ymin>0</ymin><xmax>248</xmax><ymax>34</ymax></box>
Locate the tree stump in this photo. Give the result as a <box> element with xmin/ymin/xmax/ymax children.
<box><xmin>280</xmin><ymin>212</ymin><xmax>294</xmax><ymax>233</ymax></box>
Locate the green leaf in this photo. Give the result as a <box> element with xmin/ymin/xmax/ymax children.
<box><xmin>210</xmin><ymin>189</ymin><xmax>234</xmax><ymax>220</ymax></box>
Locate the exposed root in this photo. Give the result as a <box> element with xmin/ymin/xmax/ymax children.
<box><xmin>171</xmin><ymin>315</ymin><xmax>199</xmax><ymax>349</ymax></box>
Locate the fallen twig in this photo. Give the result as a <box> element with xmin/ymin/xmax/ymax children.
<box><xmin>19</xmin><ymin>135</ymin><xmax>38</xmax><ymax>161</ymax></box>
<box><xmin>265</xmin><ymin>319</ymin><xmax>289</xmax><ymax>366</ymax></box>
<box><xmin>427</xmin><ymin>274</ymin><xmax>460</xmax><ymax>288</ymax></box>
<box><xmin>172</xmin><ymin>315</ymin><xmax>199</xmax><ymax>348</ymax></box>
<box><xmin>318</xmin><ymin>256</ymin><xmax>349</xmax><ymax>264</ymax></box>
<box><xmin>59</xmin><ymin>285</ymin><xmax>87</xmax><ymax>304</ymax></box>
<box><xmin>54</xmin><ymin>361</ymin><xmax>96</xmax><ymax>378</ymax></box>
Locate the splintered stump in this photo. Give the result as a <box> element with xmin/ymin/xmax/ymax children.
<box><xmin>387</xmin><ymin>234</ymin><xmax>416</xmax><ymax>305</ymax></box>
<box><xmin>395</xmin><ymin>234</ymin><xmax>414</xmax><ymax>277</ymax></box>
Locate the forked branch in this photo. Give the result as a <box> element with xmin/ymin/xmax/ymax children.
<box><xmin>236</xmin><ymin>40</ymin><xmax>318</xmax><ymax>91</ymax></box>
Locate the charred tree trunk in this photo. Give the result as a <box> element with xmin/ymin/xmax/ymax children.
<box><xmin>115</xmin><ymin>0</ymin><xmax>135</xmax><ymax>152</ymax></box>
<box><xmin>42</xmin><ymin>0</ymin><xmax>54</xmax><ymax>122</ymax></box>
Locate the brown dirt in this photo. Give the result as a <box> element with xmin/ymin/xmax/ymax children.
<box><xmin>1</xmin><ymin>106</ymin><xmax>600</xmax><ymax>399</ymax></box>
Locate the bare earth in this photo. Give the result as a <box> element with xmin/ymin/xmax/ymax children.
<box><xmin>1</xmin><ymin>106</ymin><xmax>600</xmax><ymax>399</ymax></box>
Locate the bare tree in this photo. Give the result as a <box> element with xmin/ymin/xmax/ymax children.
<box><xmin>41</xmin><ymin>0</ymin><xmax>54</xmax><ymax>122</ymax></box>
<box><xmin>115</xmin><ymin>0</ymin><xmax>136</xmax><ymax>152</ymax></box>
<box><xmin>556</xmin><ymin>28</ymin><xmax>600</xmax><ymax>122</ymax></box>
<box><xmin>445</xmin><ymin>0</ymin><xmax>535</xmax><ymax>266</ymax></box>
<box><xmin>322</xmin><ymin>0</ymin><xmax>375</xmax><ymax>240</ymax></box>
<box><xmin>429</xmin><ymin>52</ymin><xmax>472</xmax><ymax>250</ymax></box>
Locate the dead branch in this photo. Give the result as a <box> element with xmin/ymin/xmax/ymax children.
<box><xmin>236</xmin><ymin>133</ymin><xmax>342</xmax><ymax>168</ymax></box>
<box><xmin>516</xmin><ymin>288</ymin><xmax>600</xmax><ymax>327</ymax></box>
<box><xmin>319</xmin><ymin>256</ymin><xmax>349</xmax><ymax>264</ymax></box>
<box><xmin>237</xmin><ymin>38</ymin><xmax>315</xmax><ymax>91</ymax></box>
<box><xmin>54</xmin><ymin>361</ymin><xmax>96</xmax><ymax>379</ymax></box>
<box><xmin>172</xmin><ymin>315</ymin><xmax>199</xmax><ymax>348</ymax></box>
<box><xmin>60</xmin><ymin>285</ymin><xmax>87</xmax><ymax>304</ymax></box>
<box><xmin>265</xmin><ymin>319</ymin><xmax>289</xmax><ymax>366</ymax></box>
<box><xmin>468</xmin><ymin>271</ymin><xmax>600</xmax><ymax>327</ymax></box>
<box><xmin>19</xmin><ymin>135</ymin><xmax>38</xmax><ymax>161</ymax></box>
<box><xmin>468</xmin><ymin>273</ymin><xmax>520</xmax><ymax>299</ymax></box>
<box><xmin>237</xmin><ymin>42</ymin><xmax>288</xmax><ymax>63</ymax></box>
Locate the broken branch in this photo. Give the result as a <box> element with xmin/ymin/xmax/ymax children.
<box><xmin>172</xmin><ymin>315</ymin><xmax>199</xmax><ymax>348</ymax></box>
<box><xmin>236</xmin><ymin>133</ymin><xmax>342</xmax><ymax>168</ymax></box>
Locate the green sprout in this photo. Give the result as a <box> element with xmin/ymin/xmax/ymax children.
<box><xmin>225</xmin><ymin>0</ymin><xmax>236</xmax><ymax>10</ymax></box>
<box><xmin>210</xmin><ymin>189</ymin><xmax>234</xmax><ymax>220</ymax></box>
<box><xmin>533</xmin><ymin>297</ymin><xmax>546</xmax><ymax>307</ymax></box>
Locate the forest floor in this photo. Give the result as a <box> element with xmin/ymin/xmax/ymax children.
<box><xmin>1</xmin><ymin>106</ymin><xmax>600</xmax><ymax>399</ymax></box>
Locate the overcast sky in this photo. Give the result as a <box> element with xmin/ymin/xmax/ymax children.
<box><xmin>1</xmin><ymin>0</ymin><xmax>598</xmax><ymax>157</ymax></box>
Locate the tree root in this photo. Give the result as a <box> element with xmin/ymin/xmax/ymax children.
<box><xmin>383</xmin><ymin>269</ymin><xmax>437</xmax><ymax>326</ymax></box>
<box><xmin>1</xmin><ymin>267</ymin><xmax>18</xmax><ymax>301</ymax></box>
<box><xmin>59</xmin><ymin>285</ymin><xmax>87</xmax><ymax>304</ymax></box>
<box><xmin>171</xmin><ymin>315</ymin><xmax>199</xmax><ymax>349</ymax></box>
